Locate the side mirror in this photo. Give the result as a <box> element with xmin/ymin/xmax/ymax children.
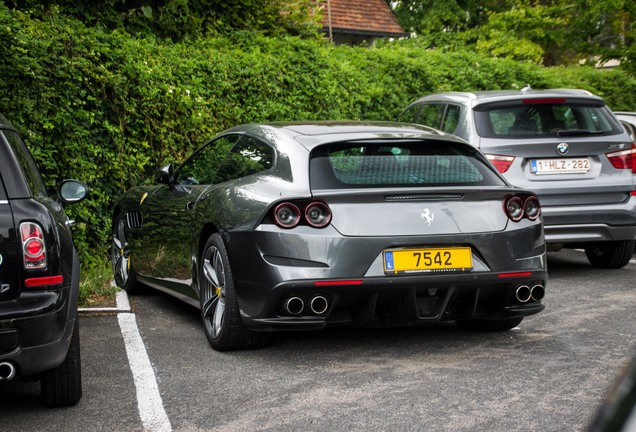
<box><xmin>155</xmin><ymin>164</ymin><xmax>174</xmax><ymax>184</ymax></box>
<box><xmin>57</xmin><ymin>180</ymin><xmax>89</xmax><ymax>204</ymax></box>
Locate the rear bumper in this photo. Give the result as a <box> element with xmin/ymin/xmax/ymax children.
<box><xmin>0</xmin><ymin>289</ymin><xmax>75</xmax><ymax>376</ymax></box>
<box><xmin>242</xmin><ymin>270</ymin><xmax>547</xmax><ymax>331</ymax></box>
<box><xmin>542</xmin><ymin>195</ymin><xmax>636</xmax><ymax>243</ymax></box>
<box><xmin>0</xmin><ymin>251</ymin><xmax>79</xmax><ymax>377</ymax></box>
<box><xmin>544</xmin><ymin>223</ymin><xmax>636</xmax><ymax>243</ymax></box>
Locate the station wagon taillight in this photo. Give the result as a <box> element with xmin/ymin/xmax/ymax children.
<box><xmin>504</xmin><ymin>195</ymin><xmax>541</xmax><ymax>222</ymax></box>
<box><xmin>272</xmin><ymin>201</ymin><xmax>332</xmax><ymax>229</ymax></box>
<box><xmin>486</xmin><ymin>154</ymin><xmax>515</xmax><ymax>173</ymax></box>
<box><xmin>20</xmin><ymin>222</ymin><xmax>47</xmax><ymax>269</ymax></box>
<box><xmin>606</xmin><ymin>143</ymin><xmax>636</xmax><ymax>174</ymax></box>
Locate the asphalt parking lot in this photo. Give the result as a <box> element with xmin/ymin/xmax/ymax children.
<box><xmin>0</xmin><ymin>249</ymin><xmax>635</xmax><ymax>432</ymax></box>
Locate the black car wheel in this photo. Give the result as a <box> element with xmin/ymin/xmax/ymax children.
<box><xmin>456</xmin><ymin>317</ymin><xmax>523</xmax><ymax>332</ymax></box>
<box><xmin>41</xmin><ymin>321</ymin><xmax>82</xmax><ymax>407</ymax></box>
<box><xmin>112</xmin><ymin>213</ymin><xmax>141</xmax><ymax>293</ymax></box>
<box><xmin>199</xmin><ymin>233</ymin><xmax>269</xmax><ymax>351</ymax></box>
<box><xmin>585</xmin><ymin>240</ymin><xmax>635</xmax><ymax>269</ymax></box>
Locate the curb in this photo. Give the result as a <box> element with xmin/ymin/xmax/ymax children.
<box><xmin>79</xmin><ymin>290</ymin><xmax>131</xmax><ymax>314</ymax></box>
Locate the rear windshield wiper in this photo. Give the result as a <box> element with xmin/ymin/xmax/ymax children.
<box><xmin>554</xmin><ymin>129</ymin><xmax>604</xmax><ymax>137</ymax></box>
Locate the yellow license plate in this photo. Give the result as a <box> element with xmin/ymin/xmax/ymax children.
<box><xmin>383</xmin><ymin>247</ymin><xmax>473</xmax><ymax>274</ymax></box>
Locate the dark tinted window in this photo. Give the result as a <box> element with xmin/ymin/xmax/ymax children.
<box><xmin>441</xmin><ymin>105</ymin><xmax>461</xmax><ymax>134</ymax></box>
<box><xmin>176</xmin><ymin>134</ymin><xmax>239</xmax><ymax>185</ymax></box>
<box><xmin>417</xmin><ymin>104</ymin><xmax>445</xmax><ymax>129</ymax></box>
<box><xmin>397</xmin><ymin>105</ymin><xmax>421</xmax><ymax>124</ymax></box>
<box><xmin>3</xmin><ymin>130</ymin><xmax>47</xmax><ymax>197</ymax></box>
<box><xmin>310</xmin><ymin>140</ymin><xmax>504</xmax><ymax>190</ymax></box>
<box><xmin>213</xmin><ymin>135</ymin><xmax>275</xmax><ymax>184</ymax></box>
<box><xmin>475</xmin><ymin>102</ymin><xmax>623</xmax><ymax>138</ymax></box>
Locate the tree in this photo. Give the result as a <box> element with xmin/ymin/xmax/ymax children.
<box><xmin>4</xmin><ymin>0</ymin><xmax>322</xmax><ymax>40</ymax></box>
<box><xmin>388</xmin><ymin>0</ymin><xmax>634</xmax><ymax>70</ymax></box>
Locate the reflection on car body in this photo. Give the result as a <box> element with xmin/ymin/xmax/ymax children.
<box><xmin>112</xmin><ymin>122</ymin><xmax>547</xmax><ymax>351</ymax></box>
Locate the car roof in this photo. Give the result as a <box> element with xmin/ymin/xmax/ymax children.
<box><xmin>223</xmin><ymin>121</ymin><xmax>468</xmax><ymax>151</ymax></box>
<box><xmin>615</xmin><ymin>112</ymin><xmax>636</xmax><ymax>121</ymax></box>
<box><xmin>406</xmin><ymin>88</ymin><xmax>605</xmax><ymax>108</ymax></box>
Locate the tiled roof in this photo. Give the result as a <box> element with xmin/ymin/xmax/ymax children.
<box><xmin>321</xmin><ymin>0</ymin><xmax>408</xmax><ymax>37</ymax></box>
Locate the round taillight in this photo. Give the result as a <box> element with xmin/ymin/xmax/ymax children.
<box><xmin>505</xmin><ymin>196</ymin><xmax>524</xmax><ymax>222</ymax></box>
<box><xmin>524</xmin><ymin>196</ymin><xmax>541</xmax><ymax>221</ymax></box>
<box><xmin>304</xmin><ymin>202</ymin><xmax>332</xmax><ymax>228</ymax></box>
<box><xmin>24</xmin><ymin>238</ymin><xmax>45</xmax><ymax>259</ymax></box>
<box><xmin>274</xmin><ymin>203</ymin><xmax>301</xmax><ymax>228</ymax></box>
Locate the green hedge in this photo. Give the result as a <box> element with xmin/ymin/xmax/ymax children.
<box><xmin>1</xmin><ymin>5</ymin><xmax>635</xmax><ymax>266</ymax></box>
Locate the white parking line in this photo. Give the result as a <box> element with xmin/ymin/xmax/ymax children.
<box><xmin>79</xmin><ymin>290</ymin><xmax>131</xmax><ymax>313</ymax></box>
<box><xmin>118</xmin><ymin>312</ymin><xmax>172</xmax><ymax>432</ymax></box>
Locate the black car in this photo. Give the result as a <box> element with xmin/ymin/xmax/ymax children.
<box><xmin>112</xmin><ymin>122</ymin><xmax>547</xmax><ymax>351</ymax></box>
<box><xmin>0</xmin><ymin>113</ymin><xmax>87</xmax><ymax>406</ymax></box>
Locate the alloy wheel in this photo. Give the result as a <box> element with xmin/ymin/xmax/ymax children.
<box><xmin>201</xmin><ymin>245</ymin><xmax>226</xmax><ymax>338</ymax></box>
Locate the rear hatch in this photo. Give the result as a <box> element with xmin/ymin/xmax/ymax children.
<box><xmin>473</xmin><ymin>97</ymin><xmax>635</xmax><ymax>207</ymax></box>
<box><xmin>308</xmin><ymin>137</ymin><xmax>514</xmax><ymax>236</ymax></box>
<box><xmin>314</xmin><ymin>189</ymin><xmax>511</xmax><ymax>236</ymax></box>
<box><xmin>0</xmin><ymin>176</ymin><xmax>20</xmax><ymax>301</ymax></box>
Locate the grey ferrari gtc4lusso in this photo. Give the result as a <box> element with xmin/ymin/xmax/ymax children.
<box><xmin>112</xmin><ymin>122</ymin><xmax>547</xmax><ymax>351</ymax></box>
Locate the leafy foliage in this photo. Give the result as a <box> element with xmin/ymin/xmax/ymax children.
<box><xmin>4</xmin><ymin>0</ymin><xmax>322</xmax><ymax>40</ymax></box>
<box><xmin>1</xmin><ymin>4</ymin><xmax>634</xmax><ymax>268</ymax></box>
<box><xmin>389</xmin><ymin>0</ymin><xmax>635</xmax><ymax>69</ymax></box>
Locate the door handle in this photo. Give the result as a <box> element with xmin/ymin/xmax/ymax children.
<box><xmin>186</xmin><ymin>201</ymin><xmax>194</xmax><ymax>211</ymax></box>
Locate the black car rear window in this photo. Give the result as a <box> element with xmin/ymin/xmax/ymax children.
<box><xmin>474</xmin><ymin>101</ymin><xmax>623</xmax><ymax>138</ymax></box>
<box><xmin>310</xmin><ymin>140</ymin><xmax>505</xmax><ymax>190</ymax></box>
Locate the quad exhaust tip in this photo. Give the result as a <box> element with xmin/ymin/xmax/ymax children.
<box><xmin>531</xmin><ymin>284</ymin><xmax>545</xmax><ymax>301</ymax></box>
<box><xmin>284</xmin><ymin>297</ymin><xmax>304</xmax><ymax>315</ymax></box>
<box><xmin>515</xmin><ymin>285</ymin><xmax>532</xmax><ymax>303</ymax></box>
<box><xmin>0</xmin><ymin>362</ymin><xmax>16</xmax><ymax>381</ymax></box>
<box><xmin>283</xmin><ymin>296</ymin><xmax>329</xmax><ymax>315</ymax></box>
<box><xmin>310</xmin><ymin>296</ymin><xmax>329</xmax><ymax>315</ymax></box>
<box><xmin>515</xmin><ymin>284</ymin><xmax>545</xmax><ymax>303</ymax></box>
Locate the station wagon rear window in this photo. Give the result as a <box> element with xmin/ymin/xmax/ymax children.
<box><xmin>310</xmin><ymin>140</ymin><xmax>505</xmax><ymax>190</ymax></box>
<box><xmin>474</xmin><ymin>101</ymin><xmax>623</xmax><ymax>138</ymax></box>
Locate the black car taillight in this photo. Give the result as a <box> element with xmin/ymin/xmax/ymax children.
<box><xmin>504</xmin><ymin>195</ymin><xmax>541</xmax><ymax>222</ymax></box>
<box><xmin>304</xmin><ymin>202</ymin><xmax>332</xmax><ymax>228</ymax></box>
<box><xmin>523</xmin><ymin>196</ymin><xmax>541</xmax><ymax>221</ymax></box>
<box><xmin>505</xmin><ymin>196</ymin><xmax>524</xmax><ymax>222</ymax></box>
<box><xmin>606</xmin><ymin>143</ymin><xmax>636</xmax><ymax>174</ymax></box>
<box><xmin>274</xmin><ymin>203</ymin><xmax>301</xmax><ymax>228</ymax></box>
<box><xmin>272</xmin><ymin>201</ymin><xmax>332</xmax><ymax>229</ymax></box>
<box><xmin>20</xmin><ymin>222</ymin><xmax>47</xmax><ymax>269</ymax></box>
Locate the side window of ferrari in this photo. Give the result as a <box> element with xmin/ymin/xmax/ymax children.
<box><xmin>441</xmin><ymin>104</ymin><xmax>461</xmax><ymax>134</ymax></box>
<box><xmin>417</xmin><ymin>104</ymin><xmax>445</xmax><ymax>129</ymax></box>
<box><xmin>176</xmin><ymin>135</ymin><xmax>239</xmax><ymax>185</ymax></box>
<box><xmin>397</xmin><ymin>105</ymin><xmax>421</xmax><ymax>124</ymax></box>
<box><xmin>213</xmin><ymin>136</ymin><xmax>275</xmax><ymax>184</ymax></box>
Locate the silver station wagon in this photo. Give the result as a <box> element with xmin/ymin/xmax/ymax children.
<box><xmin>112</xmin><ymin>122</ymin><xmax>547</xmax><ymax>351</ymax></box>
<box><xmin>399</xmin><ymin>88</ymin><xmax>636</xmax><ymax>268</ymax></box>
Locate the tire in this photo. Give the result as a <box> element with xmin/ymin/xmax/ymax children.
<box><xmin>111</xmin><ymin>213</ymin><xmax>142</xmax><ymax>294</ymax></box>
<box><xmin>41</xmin><ymin>321</ymin><xmax>83</xmax><ymax>407</ymax></box>
<box><xmin>199</xmin><ymin>233</ymin><xmax>269</xmax><ymax>351</ymax></box>
<box><xmin>585</xmin><ymin>240</ymin><xmax>634</xmax><ymax>269</ymax></box>
<box><xmin>456</xmin><ymin>317</ymin><xmax>523</xmax><ymax>332</ymax></box>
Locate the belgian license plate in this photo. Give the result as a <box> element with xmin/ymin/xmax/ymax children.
<box><xmin>383</xmin><ymin>247</ymin><xmax>473</xmax><ymax>274</ymax></box>
<box><xmin>531</xmin><ymin>158</ymin><xmax>590</xmax><ymax>175</ymax></box>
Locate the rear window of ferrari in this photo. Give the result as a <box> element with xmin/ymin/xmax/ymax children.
<box><xmin>474</xmin><ymin>100</ymin><xmax>624</xmax><ymax>139</ymax></box>
<box><xmin>309</xmin><ymin>140</ymin><xmax>505</xmax><ymax>190</ymax></box>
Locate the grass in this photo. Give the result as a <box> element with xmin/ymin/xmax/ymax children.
<box><xmin>79</xmin><ymin>259</ymin><xmax>120</xmax><ymax>308</ymax></box>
